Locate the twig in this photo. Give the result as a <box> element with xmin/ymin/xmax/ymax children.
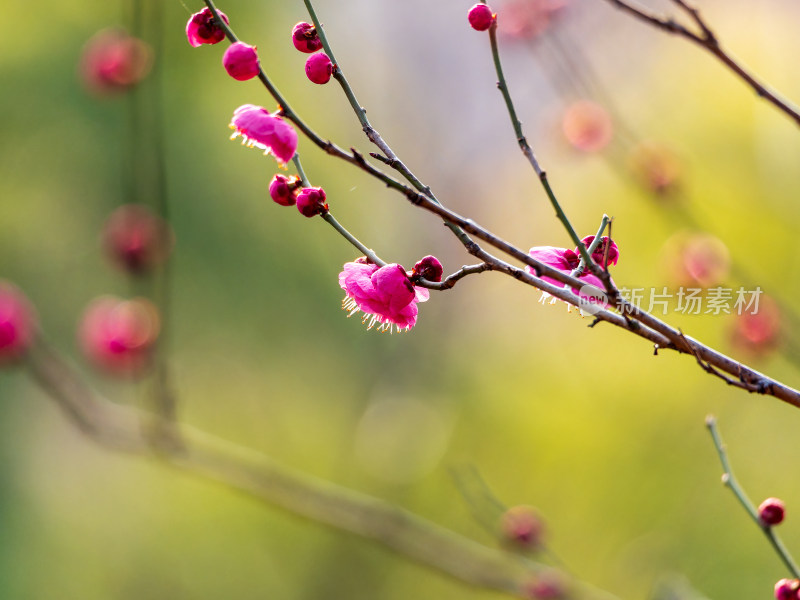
<box><xmin>705</xmin><ymin>416</ymin><xmax>800</xmax><ymax>578</ymax></box>
<box><xmin>301</xmin><ymin>0</ymin><xmax>475</xmax><ymax>249</ymax></box>
<box><xmin>570</xmin><ymin>216</ymin><xmax>611</xmax><ymax>278</ymax></box>
<box><xmin>600</xmin><ymin>0</ymin><xmax>800</xmax><ymax>128</ymax></box>
<box><xmin>199</xmin><ymin>1</ymin><xmax>800</xmax><ymax>409</ymax></box>
<box><xmin>485</xmin><ymin>16</ymin><xmax>598</xmax><ymax>275</ymax></box>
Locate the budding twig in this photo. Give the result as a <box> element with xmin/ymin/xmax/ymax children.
<box><xmin>199</xmin><ymin>0</ymin><xmax>800</xmax><ymax>409</ymax></box>
<box><xmin>705</xmin><ymin>416</ymin><xmax>800</xmax><ymax>578</ymax></box>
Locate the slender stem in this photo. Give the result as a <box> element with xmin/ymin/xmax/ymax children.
<box><xmin>300</xmin><ymin>0</ymin><xmax>475</xmax><ymax>248</ymax></box>
<box><xmin>321</xmin><ymin>213</ymin><xmax>385</xmax><ymax>267</ymax></box>
<box><xmin>570</xmin><ymin>215</ymin><xmax>610</xmax><ymax>278</ymax></box>
<box><xmin>291</xmin><ymin>155</ymin><xmax>386</xmax><ymax>265</ymax></box>
<box><xmin>705</xmin><ymin>416</ymin><xmax>800</xmax><ymax>578</ymax></box>
<box><xmin>485</xmin><ymin>18</ymin><xmax>594</xmax><ymax>271</ymax></box>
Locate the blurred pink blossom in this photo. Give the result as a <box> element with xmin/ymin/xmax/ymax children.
<box><xmin>79</xmin><ymin>296</ymin><xmax>160</xmax><ymax>376</ymax></box>
<box><xmin>80</xmin><ymin>28</ymin><xmax>152</xmax><ymax>95</ymax></box>
<box><xmin>0</xmin><ymin>281</ymin><xmax>37</xmax><ymax>364</ymax></box>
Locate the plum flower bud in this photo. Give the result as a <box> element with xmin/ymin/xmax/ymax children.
<box><xmin>410</xmin><ymin>256</ymin><xmax>443</xmax><ymax>283</ymax></box>
<box><xmin>292</xmin><ymin>22</ymin><xmax>323</xmax><ymax>53</ymax></box>
<box><xmin>468</xmin><ymin>4</ymin><xmax>495</xmax><ymax>31</ymax></box>
<box><xmin>230</xmin><ymin>104</ymin><xmax>298</xmax><ymax>166</ymax></box>
<box><xmin>222</xmin><ymin>42</ymin><xmax>260</xmax><ymax>81</ymax></box>
<box><xmin>580</xmin><ymin>235</ymin><xmax>618</xmax><ymax>268</ymax></box>
<box><xmin>759</xmin><ymin>497</ymin><xmax>786</xmax><ymax>526</ymax></box>
<box><xmin>296</xmin><ymin>187</ymin><xmax>328</xmax><ymax>217</ymax></box>
<box><xmin>102</xmin><ymin>204</ymin><xmax>174</xmax><ymax>275</ymax></box>
<box><xmin>305</xmin><ymin>52</ymin><xmax>333</xmax><ymax>84</ymax></box>
<box><xmin>80</xmin><ymin>29</ymin><xmax>153</xmax><ymax>95</ymax></box>
<box><xmin>0</xmin><ymin>281</ymin><xmax>37</xmax><ymax>365</ymax></box>
<box><xmin>79</xmin><ymin>296</ymin><xmax>160</xmax><ymax>376</ymax></box>
<box><xmin>186</xmin><ymin>7</ymin><xmax>229</xmax><ymax>47</ymax></box>
<box><xmin>501</xmin><ymin>505</ymin><xmax>544</xmax><ymax>549</ymax></box>
<box><xmin>774</xmin><ymin>578</ymin><xmax>799</xmax><ymax>600</ymax></box>
<box><xmin>562</xmin><ymin>100</ymin><xmax>613</xmax><ymax>153</ymax></box>
<box><xmin>269</xmin><ymin>174</ymin><xmax>300</xmax><ymax>206</ymax></box>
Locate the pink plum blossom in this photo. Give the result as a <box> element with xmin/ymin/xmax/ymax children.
<box><xmin>0</xmin><ymin>281</ymin><xmax>37</xmax><ymax>364</ymax></box>
<box><xmin>526</xmin><ymin>235</ymin><xmax>618</xmax><ymax>310</ymax></box>
<box><xmin>186</xmin><ymin>7</ymin><xmax>229</xmax><ymax>47</ymax></box>
<box><xmin>339</xmin><ymin>260</ymin><xmax>430</xmax><ymax>333</ymax></box>
<box><xmin>229</xmin><ymin>104</ymin><xmax>298</xmax><ymax>166</ymax></box>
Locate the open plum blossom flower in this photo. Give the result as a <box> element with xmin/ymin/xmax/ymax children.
<box><xmin>339</xmin><ymin>259</ymin><xmax>431</xmax><ymax>333</ymax></box>
<box><xmin>229</xmin><ymin>104</ymin><xmax>298</xmax><ymax>166</ymax></box>
<box><xmin>526</xmin><ymin>235</ymin><xmax>618</xmax><ymax>312</ymax></box>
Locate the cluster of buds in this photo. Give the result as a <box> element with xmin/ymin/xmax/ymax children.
<box><xmin>292</xmin><ymin>21</ymin><xmax>333</xmax><ymax>84</ymax></box>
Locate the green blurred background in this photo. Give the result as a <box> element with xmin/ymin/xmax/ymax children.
<box><xmin>1</xmin><ymin>0</ymin><xmax>800</xmax><ymax>598</ymax></box>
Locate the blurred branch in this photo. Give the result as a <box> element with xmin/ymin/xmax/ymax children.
<box><xmin>23</xmin><ymin>338</ymin><xmax>618</xmax><ymax>600</ymax></box>
<box><xmin>705</xmin><ymin>416</ymin><xmax>800</xmax><ymax>578</ymax></box>
<box><xmin>600</xmin><ymin>0</ymin><xmax>800</xmax><ymax>128</ymax></box>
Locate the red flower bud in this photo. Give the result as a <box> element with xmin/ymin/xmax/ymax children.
<box><xmin>759</xmin><ymin>497</ymin><xmax>786</xmax><ymax>526</ymax></box>
<box><xmin>292</xmin><ymin>22</ymin><xmax>323</xmax><ymax>53</ymax></box>
<box><xmin>296</xmin><ymin>187</ymin><xmax>328</xmax><ymax>217</ymax></box>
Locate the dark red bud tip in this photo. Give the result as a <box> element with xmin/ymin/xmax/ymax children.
<box><xmin>759</xmin><ymin>497</ymin><xmax>786</xmax><ymax>526</ymax></box>
<box><xmin>292</xmin><ymin>22</ymin><xmax>323</xmax><ymax>53</ymax></box>
<box><xmin>186</xmin><ymin>7</ymin><xmax>229</xmax><ymax>47</ymax></box>
<box><xmin>501</xmin><ymin>505</ymin><xmax>544</xmax><ymax>549</ymax></box>
<box><xmin>296</xmin><ymin>187</ymin><xmax>328</xmax><ymax>217</ymax></box>
<box><xmin>269</xmin><ymin>174</ymin><xmax>300</xmax><ymax>206</ymax></box>
<box><xmin>774</xmin><ymin>578</ymin><xmax>799</xmax><ymax>600</ymax></box>
<box><xmin>411</xmin><ymin>255</ymin><xmax>443</xmax><ymax>283</ymax></box>
<box><xmin>468</xmin><ymin>3</ymin><xmax>495</xmax><ymax>31</ymax></box>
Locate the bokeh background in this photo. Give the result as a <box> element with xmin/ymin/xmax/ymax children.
<box><xmin>2</xmin><ymin>0</ymin><xmax>800</xmax><ymax>598</ymax></box>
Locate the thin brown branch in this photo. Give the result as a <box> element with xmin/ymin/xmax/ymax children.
<box><xmin>601</xmin><ymin>0</ymin><xmax>800</xmax><ymax>127</ymax></box>
<box><xmin>200</xmin><ymin>0</ymin><xmax>800</xmax><ymax>408</ymax></box>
